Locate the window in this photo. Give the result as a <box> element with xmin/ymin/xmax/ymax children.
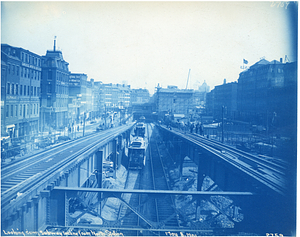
<box><xmin>7</xmin><ymin>83</ymin><xmax>10</xmax><ymax>94</ymax></box>
<box><xmin>27</xmin><ymin>104</ymin><xmax>29</xmax><ymax>115</ymax></box>
<box><xmin>20</xmin><ymin>85</ymin><xmax>23</xmax><ymax>95</ymax></box>
<box><xmin>20</xmin><ymin>104</ymin><xmax>22</xmax><ymax>116</ymax></box>
<box><xmin>34</xmin><ymin>104</ymin><xmax>36</xmax><ymax>114</ymax></box>
<box><xmin>47</xmin><ymin>84</ymin><xmax>52</xmax><ymax>93</ymax></box>
<box><xmin>6</xmin><ymin>105</ymin><xmax>9</xmax><ymax>117</ymax></box>
<box><xmin>12</xmin><ymin>65</ymin><xmax>15</xmax><ymax>75</ymax></box>
<box><xmin>11</xmin><ymin>105</ymin><xmax>13</xmax><ymax>116</ymax></box>
<box><xmin>8</xmin><ymin>64</ymin><xmax>10</xmax><ymax>74</ymax></box>
<box><xmin>23</xmin><ymin>105</ymin><xmax>26</xmax><ymax>117</ymax></box>
<box><xmin>34</xmin><ymin>87</ymin><xmax>36</xmax><ymax>96</ymax></box>
<box><xmin>21</xmin><ymin>67</ymin><xmax>23</xmax><ymax>77</ymax></box>
<box><xmin>15</xmin><ymin>105</ymin><xmax>18</xmax><ymax>116</ymax></box>
<box><xmin>16</xmin><ymin>84</ymin><xmax>18</xmax><ymax>95</ymax></box>
<box><xmin>48</xmin><ymin>70</ymin><xmax>52</xmax><ymax>79</ymax></box>
<box><xmin>24</xmin><ymin>85</ymin><xmax>26</xmax><ymax>96</ymax></box>
<box><xmin>31</xmin><ymin>86</ymin><xmax>33</xmax><ymax>96</ymax></box>
<box><xmin>28</xmin><ymin>86</ymin><xmax>29</xmax><ymax>96</ymax></box>
<box><xmin>16</xmin><ymin>66</ymin><xmax>19</xmax><ymax>76</ymax></box>
<box><xmin>11</xmin><ymin>84</ymin><xmax>14</xmax><ymax>95</ymax></box>
<box><xmin>37</xmin><ymin>105</ymin><xmax>39</xmax><ymax>115</ymax></box>
<box><xmin>47</xmin><ymin>97</ymin><xmax>51</xmax><ymax>107</ymax></box>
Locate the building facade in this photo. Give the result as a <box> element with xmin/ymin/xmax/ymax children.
<box><xmin>211</xmin><ymin>80</ymin><xmax>238</xmax><ymax>120</ymax></box>
<box><xmin>130</xmin><ymin>88</ymin><xmax>150</xmax><ymax>105</ymax></box>
<box><xmin>155</xmin><ymin>86</ymin><xmax>194</xmax><ymax>117</ymax></box>
<box><xmin>237</xmin><ymin>58</ymin><xmax>291</xmax><ymax>126</ymax></box>
<box><xmin>1</xmin><ymin>44</ymin><xmax>41</xmax><ymax>139</ymax></box>
<box><xmin>68</xmin><ymin>73</ymin><xmax>88</xmax><ymax>125</ymax></box>
<box><xmin>40</xmin><ymin>43</ymin><xmax>70</xmax><ymax>130</ymax></box>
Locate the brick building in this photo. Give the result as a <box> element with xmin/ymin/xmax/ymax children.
<box><xmin>155</xmin><ymin>85</ymin><xmax>194</xmax><ymax>117</ymax></box>
<box><xmin>40</xmin><ymin>41</ymin><xmax>70</xmax><ymax>130</ymax></box>
<box><xmin>1</xmin><ymin>44</ymin><xmax>41</xmax><ymax>139</ymax></box>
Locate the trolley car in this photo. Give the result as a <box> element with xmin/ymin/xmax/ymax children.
<box><xmin>128</xmin><ymin>137</ymin><xmax>146</xmax><ymax>169</ymax></box>
<box><xmin>134</xmin><ymin>123</ymin><xmax>146</xmax><ymax>137</ymax></box>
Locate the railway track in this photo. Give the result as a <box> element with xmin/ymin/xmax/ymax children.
<box><xmin>147</xmin><ymin>124</ymin><xmax>180</xmax><ymax>231</ymax></box>
<box><xmin>1</xmin><ymin>124</ymin><xmax>135</xmax><ymax>209</ymax></box>
<box><xmin>159</xmin><ymin>125</ymin><xmax>287</xmax><ymax>195</ymax></box>
<box><xmin>117</xmin><ymin>170</ymin><xmax>141</xmax><ymax>236</ymax></box>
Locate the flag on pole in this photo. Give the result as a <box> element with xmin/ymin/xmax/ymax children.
<box><xmin>243</xmin><ymin>59</ymin><xmax>248</xmax><ymax>64</ymax></box>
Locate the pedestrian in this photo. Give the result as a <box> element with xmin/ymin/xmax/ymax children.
<box><xmin>190</xmin><ymin>123</ymin><xmax>194</xmax><ymax>133</ymax></box>
<box><xmin>200</xmin><ymin>123</ymin><xmax>204</xmax><ymax>136</ymax></box>
<box><xmin>195</xmin><ymin>123</ymin><xmax>199</xmax><ymax>134</ymax></box>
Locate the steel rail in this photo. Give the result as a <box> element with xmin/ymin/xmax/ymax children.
<box><xmin>2</xmin><ymin>125</ymin><xmax>132</xmax><ymax>191</ymax></box>
<box><xmin>2</xmin><ymin>126</ymin><xmax>129</xmax><ymax>179</ymax></box>
<box><xmin>189</xmin><ymin>132</ymin><xmax>286</xmax><ymax>174</ymax></box>
<box><xmin>148</xmin><ymin>123</ymin><xmax>180</xmax><ymax>228</ymax></box>
<box><xmin>159</xmin><ymin>126</ymin><xmax>286</xmax><ymax>195</ymax></box>
<box><xmin>1</xmin><ymin>124</ymin><xmax>135</xmax><ymax>212</ymax></box>
<box><xmin>147</xmin><ymin>123</ymin><xmax>160</xmax><ymax>224</ymax></box>
<box><xmin>165</xmin><ymin>125</ymin><xmax>286</xmax><ymax>174</ymax></box>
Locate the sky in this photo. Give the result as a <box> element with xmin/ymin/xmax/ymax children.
<box><xmin>1</xmin><ymin>1</ymin><xmax>297</xmax><ymax>94</ymax></box>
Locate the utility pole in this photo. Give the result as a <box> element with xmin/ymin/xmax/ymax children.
<box><xmin>104</xmin><ymin>104</ymin><xmax>107</xmax><ymax>129</ymax></box>
<box><xmin>83</xmin><ymin>112</ymin><xmax>86</xmax><ymax>136</ymax></box>
<box><xmin>222</xmin><ymin>106</ymin><xmax>225</xmax><ymax>143</ymax></box>
<box><xmin>185</xmin><ymin>69</ymin><xmax>191</xmax><ymax>89</ymax></box>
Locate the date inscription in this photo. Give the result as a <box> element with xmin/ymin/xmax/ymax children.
<box><xmin>266</xmin><ymin>233</ymin><xmax>283</xmax><ymax>237</ymax></box>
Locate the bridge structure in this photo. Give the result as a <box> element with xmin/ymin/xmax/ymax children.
<box><xmin>1</xmin><ymin>124</ymin><xmax>133</xmax><ymax>233</ymax></box>
<box><xmin>158</xmin><ymin>125</ymin><xmax>295</xmax><ymax>235</ymax></box>
<box><xmin>1</xmin><ymin>123</ymin><xmax>295</xmax><ymax>236</ymax></box>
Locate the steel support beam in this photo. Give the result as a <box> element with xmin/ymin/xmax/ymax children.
<box><xmin>54</xmin><ymin>187</ymin><xmax>254</xmax><ymax>196</ymax></box>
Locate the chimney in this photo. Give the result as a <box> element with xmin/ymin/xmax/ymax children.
<box><xmin>54</xmin><ymin>36</ymin><xmax>57</xmax><ymax>51</ymax></box>
<box><xmin>280</xmin><ymin>58</ymin><xmax>283</xmax><ymax>63</ymax></box>
<box><xmin>223</xmin><ymin>79</ymin><xmax>226</xmax><ymax>84</ymax></box>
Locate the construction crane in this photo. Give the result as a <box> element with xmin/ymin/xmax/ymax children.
<box><xmin>185</xmin><ymin>69</ymin><xmax>191</xmax><ymax>89</ymax></box>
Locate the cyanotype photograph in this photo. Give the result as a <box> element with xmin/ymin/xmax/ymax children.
<box><xmin>1</xmin><ymin>1</ymin><xmax>297</xmax><ymax>236</ymax></box>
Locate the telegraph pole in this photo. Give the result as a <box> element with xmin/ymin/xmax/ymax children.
<box><xmin>83</xmin><ymin>112</ymin><xmax>86</xmax><ymax>136</ymax></box>
<box><xmin>222</xmin><ymin>106</ymin><xmax>225</xmax><ymax>143</ymax></box>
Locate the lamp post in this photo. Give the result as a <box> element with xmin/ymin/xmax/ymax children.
<box><xmin>222</xmin><ymin>106</ymin><xmax>225</xmax><ymax>143</ymax></box>
<box><xmin>104</xmin><ymin>104</ymin><xmax>107</xmax><ymax>129</ymax></box>
<box><xmin>83</xmin><ymin>112</ymin><xmax>86</xmax><ymax>136</ymax></box>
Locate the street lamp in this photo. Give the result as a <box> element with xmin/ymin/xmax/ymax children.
<box><xmin>83</xmin><ymin>112</ymin><xmax>86</xmax><ymax>136</ymax></box>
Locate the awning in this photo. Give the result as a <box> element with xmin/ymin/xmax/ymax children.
<box><xmin>6</xmin><ymin>124</ymin><xmax>15</xmax><ymax>129</ymax></box>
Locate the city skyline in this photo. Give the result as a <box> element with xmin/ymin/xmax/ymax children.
<box><xmin>1</xmin><ymin>1</ymin><xmax>297</xmax><ymax>94</ymax></box>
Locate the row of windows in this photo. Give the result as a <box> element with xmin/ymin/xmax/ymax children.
<box><xmin>7</xmin><ymin>83</ymin><xmax>40</xmax><ymax>97</ymax></box>
<box><xmin>47</xmin><ymin>70</ymin><xmax>69</xmax><ymax>82</ymax></box>
<box><xmin>21</xmin><ymin>52</ymin><xmax>41</xmax><ymax>67</ymax></box>
<box><xmin>55</xmin><ymin>98</ymin><xmax>68</xmax><ymax>108</ymax></box>
<box><xmin>6</xmin><ymin>103</ymin><xmax>39</xmax><ymax>118</ymax></box>
<box><xmin>7</xmin><ymin>63</ymin><xmax>41</xmax><ymax>80</ymax></box>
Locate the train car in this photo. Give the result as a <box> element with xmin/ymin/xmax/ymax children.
<box><xmin>138</xmin><ymin>116</ymin><xmax>146</xmax><ymax>123</ymax></box>
<box><xmin>128</xmin><ymin>137</ymin><xmax>146</xmax><ymax>169</ymax></box>
<box><xmin>134</xmin><ymin>122</ymin><xmax>146</xmax><ymax>137</ymax></box>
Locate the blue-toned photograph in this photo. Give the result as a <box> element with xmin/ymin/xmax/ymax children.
<box><xmin>1</xmin><ymin>1</ymin><xmax>297</xmax><ymax>236</ymax></box>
